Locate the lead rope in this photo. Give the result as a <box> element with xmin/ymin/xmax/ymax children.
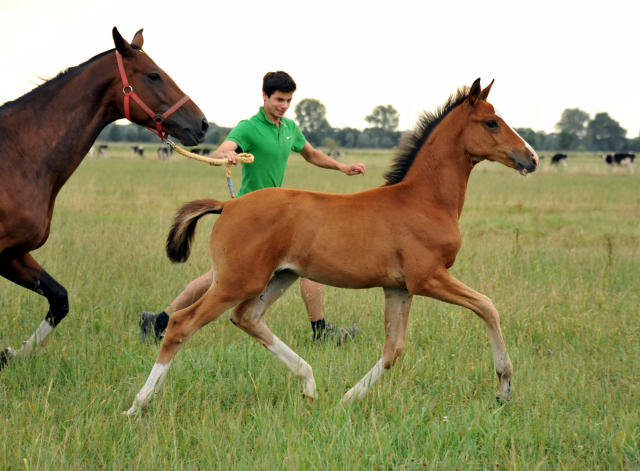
<box><xmin>164</xmin><ymin>140</ymin><xmax>254</xmax><ymax>199</ymax></box>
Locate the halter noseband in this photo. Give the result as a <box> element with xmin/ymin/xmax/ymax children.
<box><xmin>115</xmin><ymin>50</ymin><xmax>191</xmax><ymax>142</ymax></box>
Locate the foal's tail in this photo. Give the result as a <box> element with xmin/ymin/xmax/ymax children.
<box><xmin>166</xmin><ymin>199</ymin><xmax>226</xmax><ymax>263</ymax></box>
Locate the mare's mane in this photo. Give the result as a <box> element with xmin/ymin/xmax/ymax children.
<box><xmin>383</xmin><ymin>86</ymin><xmax>470</xmax><ymax>185</ymax></box>
<box><xmin>0</xmin><ymin>48</ymin><xmax>121</xmax><ymax>112</ymax></box>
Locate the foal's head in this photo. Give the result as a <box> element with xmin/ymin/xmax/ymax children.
<box><xmin>461</xmin><ymin>79</ymin><xmax>538</xmax><ymax>175</ymax></box>
<box><xmin>112</xmin><ymin>28</ymin><xmax>208</xmax><ymax>146</ymax></box>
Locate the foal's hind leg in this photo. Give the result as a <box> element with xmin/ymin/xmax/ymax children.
<box><xmin>229</xmin><ymin>270</ymin><xmax>318</xmax><ymax>402</ymax></box>
<box><xmin>416</xmin><ymin>269</ymin><xmax>513</xmax><ymax>402</ymax></box>
<box><xmin>342</xmin><ymin>288</ymin><xmax>413</xmax><ymax>403</ymax></box>
<box><xmin>0</xmin><ymin>253</ymin><xmax>69</xmax><ymax>369</ymax></box>
<box><xmin>124</xmin><ymin>286</ymin><xmax>239</xmax><ymax>416</ymax></box>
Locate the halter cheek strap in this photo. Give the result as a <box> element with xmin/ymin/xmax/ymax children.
<box><xmin>115</xmin><ymin>50</ymin><xmax>191</xmax><ymax>142</ymax></box>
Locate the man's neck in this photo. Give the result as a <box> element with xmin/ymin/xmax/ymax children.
<box><xmin>263</xmin><ymin>107</ymin><xmax>281</xmax><ymax>128</ymax></box>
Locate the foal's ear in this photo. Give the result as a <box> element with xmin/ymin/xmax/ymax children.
<box><xmin>468</xmin><ymin>78</ymin><xmax>482</xmax><ymax>106</ymax></box>
<box><xmin>112</xmin><ymin>27</ymin><xmax>133</xmax><ymax>57</ymax></box>
<box><xmin>480</xmin><ymin>79</ymin><xmax>495</xmax><ymax>101</ymax></box>
<box><xmin>131</xmin><ymin>29</ymin><xmax>144</xmax><ymax>48</ymax></box>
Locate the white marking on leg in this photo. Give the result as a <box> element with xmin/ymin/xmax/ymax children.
<box><xmin>124</xmin><ymin>361</ymin><xmax>172</xmax><ymax>416</ymax></box>
<box><xmin>341</xmin><ymin>358</ymin><xmax>386</xmax><ymax>404</ymax></box>
<box><xmin>15</xmin><ymin>320</ymin><xmax>54</xmax><ymax>357</ymax></box>
<box><xmin>266</xmin><ymin>335</ymin><xmax>316</xmax><ymax>399</ymax></box>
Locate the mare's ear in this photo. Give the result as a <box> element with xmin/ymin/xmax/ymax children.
<box><xmin>468</xmin><ymin>78</ymin><xmax>482</xmax><ymax>106</ymax></box>
<box><xmin>131</xmin><ymin>29</ymin><xmax>144</xmax><ymax>48</ymax></box>
<box><xmin>481</xmin><ymin>79</ymin><xmax>495</xmax><ymax>100</ymax></box>
<box><xmin>112</xmin><ymin>27</ymin><xmax>133</xmax><ymax>57</ymax></box>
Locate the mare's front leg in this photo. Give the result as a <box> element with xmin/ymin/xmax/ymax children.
<box><xmin>0</xmin><ymin>253</ymin><xmax>69</xmax><ymax>369</ymax></box>
<box><xmin>413</xmin><ymin>269</ymin><xmax>513</xmax><ymax>402</ymax></box>
<box><xmin>342</xmin><ymin>288</ymin><xmax>413</xmax><ymax>403</ymax></box>
<box><xmin>229</xmin><ymin>270</ymin><xmax>318</xmax><ymax>403</ymax></box>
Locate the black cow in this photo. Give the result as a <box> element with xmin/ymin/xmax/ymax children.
<box><xmin>131</xmin><ymin>145</ymin><xmax>144</xmax><ymax>158</ymax></box>
<box><xmin>603</xmin><ymin>153</ymin><xmax>635</xmax><ymax>173</ymax></box>
<box><xmin>550</xmin><ymin>153</ymin><xmax>568</xmax><ymax>168</ymax></box>
<box><xmin>202</xmin><ymin>148</ymin><xmax>211</xmax><ymax>156</ymax></box>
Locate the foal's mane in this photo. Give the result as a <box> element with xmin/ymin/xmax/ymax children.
<box><xmin>383</xmin><ymin>86</ymin><xmax>470</xmax><ymax>185</ymax></box>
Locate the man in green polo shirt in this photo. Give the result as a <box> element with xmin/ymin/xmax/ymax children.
<box><xmin>140</xmin><ymin>71</ymin><xmax>365</xmax><ymax>344</ymax></box>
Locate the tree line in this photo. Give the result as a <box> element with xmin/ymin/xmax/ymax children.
<box><xmin>98</xmin><ymin>100</ymin><xmax>640</xmax><ymax>153</ymax></box>
<box><xmin>97</xmin><ymin>100</ymin><xmax>403</xmax><ymax>149</ymax></box>
<box><xmin>515</xmin><ymin>108</ymin><xmax>640</xmax><ymax>152</ymax></box>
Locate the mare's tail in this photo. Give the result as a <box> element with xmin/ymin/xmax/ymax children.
<box><xmin>166</xmin><ymin>199</ymin><xmax>226</xmax><ymax>263</ymax></box>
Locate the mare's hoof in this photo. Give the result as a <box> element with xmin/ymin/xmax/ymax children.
<box><xmin>0</xmin><ymin>348</ymin><xmax>16</xmax><ymax>370</ymax></box>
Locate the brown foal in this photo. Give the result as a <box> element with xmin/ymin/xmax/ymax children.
<box><xmin>125</xmin><ymin>78</ymin><xmax>538</xmax><ymax>415</ymax></box>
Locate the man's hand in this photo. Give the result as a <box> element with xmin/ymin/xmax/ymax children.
<box><xmin>221</xmin><ymin>151</ymin><xmax>239</xmax><ymax>165</ymax></box>
<box><xmin>340</xmin><ymin>163</ymin><xmax>366</xmax><ymax>176</ymax></box>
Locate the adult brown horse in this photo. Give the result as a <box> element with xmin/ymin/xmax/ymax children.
<box><xmin>0</xmin><ymin>28</ymin><xmax>208</xmax><ymax>368</ymax></box>
<box><xmin>125</xmin><ymin>78</ymin><xmax>538</xmax><ymax>415</ymax></box>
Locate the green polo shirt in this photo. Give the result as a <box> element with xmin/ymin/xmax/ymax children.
<box><xmin>226</xmin><ymin>107</ymin><xmax>306</xmax><ymax>198</ymax></box>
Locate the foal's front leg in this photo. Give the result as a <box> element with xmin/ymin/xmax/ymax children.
<box><xmin>342</xmin><ymin>288</ymin><xmax>413</xmax><ymax>403</ymax></box>
<box><xmin>415</xmin><ymin>269</ymin><xmax>513</xmax><ymax>402</ymax></box>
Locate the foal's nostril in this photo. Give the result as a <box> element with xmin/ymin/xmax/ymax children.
<box><xmin>201</xmin><ymin>119</ymin><xmax>209</xmax><ymax>134</ymax></box>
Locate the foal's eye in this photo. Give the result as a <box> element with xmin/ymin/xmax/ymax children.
<box><xmin>148</xmin><ymin>73</ymin><xmax>162</xmax><ymax>82</ymax></box>
<box><xmin>485</xmin><ymin>120</ymin><xmax>498</xmax><ymax>129</ymax></box>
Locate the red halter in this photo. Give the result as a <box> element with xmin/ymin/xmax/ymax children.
<box><xmin>115</xmin><ymin>50</ymin><xmax>191</xmax><ymax>142</ymax></box>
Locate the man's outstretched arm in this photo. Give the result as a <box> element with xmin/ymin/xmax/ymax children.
<box><xmin>299</xmin><ymin>142</ymin><xmax>366</xmax><ymax>176</ymax></box>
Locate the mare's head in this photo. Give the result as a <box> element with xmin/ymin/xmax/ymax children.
<box><xmin>461</xmin><ymin>78</ymin><xmax>538</xmax><ymax>175</ymax></box>
<box><xmin>112</xmin><ymin>28</ymin><xmax>208</xmax><ymax>146</ymax></box>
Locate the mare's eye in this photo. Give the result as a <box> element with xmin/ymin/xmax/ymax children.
<box><xmin>485</xmin><ymin>120</ymin><xmax>498</xmax><ymax>129</ymax></box>
<box><xmin>148</xmin><ymin>73</ymin><xmax>161</xmax><ymax>82</ymax></box>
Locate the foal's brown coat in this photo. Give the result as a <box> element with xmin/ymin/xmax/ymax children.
<box><xmin>126</xmin><ymin>79</ymin><xmax>539</xmax><ymax>413</ymax></box>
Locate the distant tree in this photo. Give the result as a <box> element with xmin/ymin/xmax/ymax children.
<box><xmin>555</xmin><ymin>108</ymin><xmax>590</xmax><ymax>136</ymax></box>
<box><xmin>586</xmin><ymin>113</ymin><xmax>627</xmax><ymax>151</ymax></box>
<box><xmin>323</xmin><ymin>137</ymin><xmax>337</xmax><ymax>150</ymax></box>
<box><xmin>294</xmin><ymin>98</ymin><xmax>331</xmax><ymax>134</ymax></box>
<box><xmin>365</xmin><ymin>105</ymin><xmax>399</xmax><ymax>132</ymax></box>
<box><xmin>555</xmin><ymin>108</ymin><xmax>589</xmax><ymax>150</ymax></box>
<box><xmin>109</xmin><ymin>124</ymin><xmax>123</xmax><ymax>142</ymax></box>
<box><xmin>124</xmin><ymin>124</ymin><xmax>139</xmax><ymax>142</ymax></box>
<box><xmin>335</xmin><ymin>127</ymin><xmax>361</xmax><ymax>148</ymax></box>
<box><xmin>356</xmin><ymin>132</ymin><xmax>372</xmax><ymax>148</ymax></box>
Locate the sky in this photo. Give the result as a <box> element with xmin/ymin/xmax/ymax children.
<box><xmin>1</xmin><ymin>0</ymin><xmax>638</xmax><ymax>136</ymax></box>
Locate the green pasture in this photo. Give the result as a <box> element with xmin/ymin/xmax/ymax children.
<box><xmin>1</xmin><ymin>146</ymin><xmax>638</xmax><ymax>470</ymax></box>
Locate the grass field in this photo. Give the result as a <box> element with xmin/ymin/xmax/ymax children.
<box><xmin>1</xmin><ymin>145</ymin><xmax>638</xmax><ymax>470</ymax></box>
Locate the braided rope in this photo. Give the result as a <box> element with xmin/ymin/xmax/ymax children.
<box><xmin>165</xmin><ymin>140</ymin><xmax>254</xmax><ymax>198</ymax></box>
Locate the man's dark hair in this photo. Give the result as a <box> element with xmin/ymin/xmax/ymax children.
<box><xmin>262</xmin><ymin>71</ymin><xmax>297</xmax><ymax>97</ymax></box>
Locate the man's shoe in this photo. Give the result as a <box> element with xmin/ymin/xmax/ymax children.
<box><xmin>312</xmin><ymin>321</ymin><xmax>358</xmax><ymax>346</ymax></box>
<box><xmin>139</xmin><ymin>311</ymin><xmax>166</xmax><ymax>343</ymax></box>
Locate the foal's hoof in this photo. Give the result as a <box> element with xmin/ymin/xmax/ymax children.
<box><xmin>0</xmin><ymin>348</ymin><xmax>16</xmax><ymax>370</ymax></box>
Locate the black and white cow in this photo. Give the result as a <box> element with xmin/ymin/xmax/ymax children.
<box><xmin>131</xmin><ymin>145</ymin><xmax>144</xmax><ymax>158</ymax></box>
<box><xmin>550</xmin><ymin>153</ymin><xmax>568</xmax><ymax>168</ymax></box>
<box><xmin>98</xmin><ymin>145</ymin><xmax>109</xmax><ymax>159</ymax></box>
<box><xmin>157</xmin><ymin>146</ymin><xmax>173</xmax><ymax>161</ymax></box>
<box><xmin>603</xmin><ymin>153</ymin><xmax>635</xmax><ymax>173</ymax></box>
<box><xmin>202</xmin><ymin>147</ymin><xmax>211</xmax><ymax>156</ymax></box>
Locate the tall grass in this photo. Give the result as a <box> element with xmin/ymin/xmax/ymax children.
<box><xmin>1</xmin><ymin>149</ymin><xmax>638</xmax><ymax>470</ymax></box>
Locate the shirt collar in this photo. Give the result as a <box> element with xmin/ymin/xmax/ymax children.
<box><xmin>258</xmin><ymin>106</ymin><xmax>281</xmax><ymax>127</ymax></box>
